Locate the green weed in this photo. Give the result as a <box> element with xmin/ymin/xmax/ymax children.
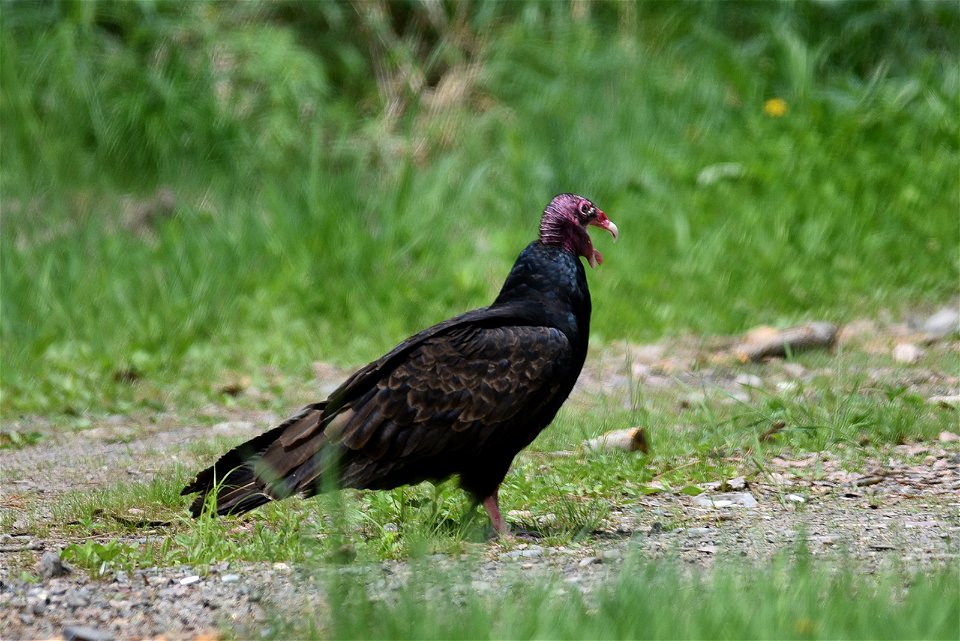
<box><xmin>2</xmin><ymin>2</ymin><xmax>957</xmax><ymax>415</ymax></box>
<box><xmin>267</xmin><ymin>552</ymin><xmax>960</xmax><ymax>640</ymax></box>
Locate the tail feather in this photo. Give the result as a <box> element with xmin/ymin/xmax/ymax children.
<box><xmin>182</xmin><ymin>402</ymin><xmax>327</xmax><ymax>517</ymax></box>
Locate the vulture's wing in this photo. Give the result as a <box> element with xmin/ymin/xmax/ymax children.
<box><xmin>184</xmin><ymin>309</ymin><xmax>573</xmax><ymax>515</ymax></box>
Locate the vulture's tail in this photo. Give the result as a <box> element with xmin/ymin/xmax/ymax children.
<box><xmin>181</xmin><ymin>402</ymin><xmax>329</xmax><ymax>517</ymax></box>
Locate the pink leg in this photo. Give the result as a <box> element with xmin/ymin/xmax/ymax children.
<box><xmin>481</xmin><ymin>487</ymin><xmax>509</xmax><ymax>535</ymax></box>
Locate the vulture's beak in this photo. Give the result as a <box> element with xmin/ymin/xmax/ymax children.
<box><xmin>590</xmin><ymin>211</ymin><xmax>619</xmax><ymax>241</ymax></box>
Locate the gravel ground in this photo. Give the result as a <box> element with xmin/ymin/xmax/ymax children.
<box><xmin>2</xmin><ymin>314</ymin><xmax>958</xmax><ymax>641</ymax></box>
<box><xmin>3</xmin><ymin>477</ymin><xmax>958</xmax><ymax>641</ymax></box>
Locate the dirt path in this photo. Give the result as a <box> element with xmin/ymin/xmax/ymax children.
<box><xmin>2</xmin><ymin>316</ymin><xmax>959</xmax><ymax>640</ymax></box>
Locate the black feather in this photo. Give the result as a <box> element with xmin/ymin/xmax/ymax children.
<box><xmin>181</xmin><ymin>195</ymin><xmax>611</xmax><ymax>531</ymax></box>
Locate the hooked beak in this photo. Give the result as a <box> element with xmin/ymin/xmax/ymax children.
<box><xmin>585</xmin><ymin>209</ymin><xmax>618</xmax><ymax>268</ymax></box>
<box><xmin>589</xmin><ymin>210</ymin><xmax>619</xmax><ymax>241</ymax></box>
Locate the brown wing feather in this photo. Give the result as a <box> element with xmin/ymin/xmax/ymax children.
<box><xmin>183</xmin><ymin>309</ymin><xmax>574</xmax><ymax>515</ymax></box>
<box><xmin>317</xmin><ymin>324</ymin><xmax>571</xmax><ymax>490</ymax></box>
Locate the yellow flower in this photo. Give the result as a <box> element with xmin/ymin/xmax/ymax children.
<box><xmin>764</xmin><ymin>98</ymin><xmax>788</xmax><ymax>117</ymax></box>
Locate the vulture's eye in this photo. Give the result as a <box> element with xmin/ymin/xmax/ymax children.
<box><xmin>579</xmin><ymin>202</ymin><xmax>592</xmax><ymax>216</ymax></box>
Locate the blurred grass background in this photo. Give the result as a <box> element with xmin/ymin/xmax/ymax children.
<box><xmin>2</xmin><ymin>0</ymin><xmax>958</xmax><ymax>415</ymax></box>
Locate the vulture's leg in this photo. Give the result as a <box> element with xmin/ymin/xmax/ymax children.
<box><xmin>481</xmin><ymin>487</ymin><xmax>508</xmax><ymax>535</ymax></box>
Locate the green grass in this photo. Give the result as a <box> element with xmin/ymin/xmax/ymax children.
<box><xmin>2</xmin><ymin>1</ymin><xmax>957</xmax><ymax>415</ymax></box>
<box><xmin>268</xmin><ymin>553</ymin><xmax>959</xmax><ymax>640</ymax></box>
<box><xmin>1</xmin><ymin>4</ymin><xmax>957</xmax><ymax>636</ymax></box>
<box><xmin>30</xmin><ymin>344</ymin><xmax>955</xmax><ymax>572</ymax></box>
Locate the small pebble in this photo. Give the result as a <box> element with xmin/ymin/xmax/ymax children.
<box><xmin>66</xmin><ymin>589</ymin><xmax>91</xmax><ymax>608</ymax></box>
<box><xmin>63</xmin><ymin>625</ymin><xmax>116</xmax><ymax>641</ymax></box>
<box><xmin>578</xmin><ymin>556</ymin><xmax>601</xmax><ymax>567</ymax></box>
<box><xmin>922</xmin><ymin>307</ymin><xmax>960</xmax><ymax>339</ymax></box>
<box><xmin>786</xmin><ymin>494</ymin><xmax>806</xmax><ymax>503</ymax></box>
<box><xmin>221</xmin><ymin>574</ymin><xmax>241</xmax><ymax>583</ymax></box>
<box><xmin>693</xmin><ymin>492</ymin><xmax>758</xmax><ymax>509</ymax></box>
<box><xmin>179</xmin><ymin>575</ymin><xmax>201</xmax><ymax>586</ymax></box>
<box><xmin>735</xmin><ymin>374</ymin><xmax>763</xmax><ymax>388</ymax></box>
<box><xmin>39</xmin><ymin>550</ymin><xmax>70</xmax><ymax>579</ymax></box>
<box><xmin>893</xmin><ymin>343</ymin><xmax>923</xmax><ymax>364</ymax></box>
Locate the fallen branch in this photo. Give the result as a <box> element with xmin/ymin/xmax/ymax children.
<box><xmin>733</xmin><ymin>322</ymin><xmax>838</xmax><ymax>362</ymax></box>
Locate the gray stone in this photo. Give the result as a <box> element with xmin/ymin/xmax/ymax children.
<box><xmin>693</xmin><ymin>492</ymin><xmax>758</xmax><ymax>509</ymax></box>
<box><xmin>64</xmin><ymin>625</ymin><xmax>116</xmax><ymax>641</ymax></box>
<box><xmin>505</xmin><ymin>546</ymin><xmax>544</xmax><ymax>559</ymax></box>
<box><xmin>735</xmin><ymin>374</ymin><xmax>763</xmax><ymax>388</ymax></box>
<box><xmin>66</xmin><ymin>588</ymin><xmax>91</xmax><ymax>608</ymax></box>
<box><xmin>893</xmin><ymin>343</ymin><xmax>923</xmax><ymax>364</ymax></box>
<box><xmin>922</xmin><ymin>307</ymin><xmax>960</xmax><ymax>339</ymax></box>
<box><xmin>39</xmin><ymin>550</ymin><xmax>70</xmax><ymax>579</ymax></box>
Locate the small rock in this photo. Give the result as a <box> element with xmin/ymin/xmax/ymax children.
<box><xmin>383</xmin><ymin>523</ymin><xmax>399</xmax><ymax>533</ymax></box>
<box><xmin>65</xmin><ymin>588</ymin><xmax>90</xmax><ymax>608</ymax></box>
<box><xmin>697</xmin><ymin>545</ymin><xmax>718</xmax><ymax>554</ymax></box>
<box><xmin>39</xmin><ymin>550</ymin><xmax>70</xmax><ymax>579</ymax></box>
<box><xmin>921</xmin><ymin>306</ymin><xmax>960</xmax><ymax>339</ymax></box>
<box><xmin>687</xmin><ymin>527</ymin><xmax>712</xmax><ymax>537</ymax></box>
<box><xmin>63</xmin><ymin>625</ymin><xmax>115</xmax><ymax>641</ymax></box>
<box><xmin>179</xmin><ymin>575</ymin><xmax>201</xmax><ymax>586</ymax></box>
<box><xmin>776</xmin><ymin>381</ymin><xmax>799</xmax><ymax>393</ymax></box>
<box><xmin>273</xmin><ymin>562</ymin><xmax>291</xmax><ymax>572</ymax></box>
<box><xmin>928</xmin><ymin>396</ymin><xmax>960</xmax><ymax>409</ymax></box>
<box><xmin>938</xmin><ymin>430</ymin><xmax>960</xmax><ymax>442</ymax></box>
<box><xmin>693</xmin><ymin>492</ymin><xmax>757</xmax><ymax>508</ymax></box>
<box><xmin>893</xmin><ymin>343</ymin><xmax>923</xmax><ymax>364</ymax></box>
<box><xmin>578</xmin><ymin>556</ymin><xmax>601</xmax><ymax>567</ymax></box>
<box><xmin>786</xmin><ymin>494</ymin><xmax>806</xmax><ymax>504</ymax></box>
<box><xmin>221</xmin><ymin>574</ymin><xmax>241</xmax><ymax>583</ymax></box>
<box><xmin>734</xmin><ymin>374</ymin><xmax>763</xmax><ymax>388</ymax></box>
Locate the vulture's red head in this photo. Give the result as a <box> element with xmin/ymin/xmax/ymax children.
<box><xmin>539</xmin><ymin>194</ymin><xmax>618</xmax><ymax>268</ymax></box>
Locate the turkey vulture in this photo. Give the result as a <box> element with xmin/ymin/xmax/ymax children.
<box><xmin>182</xmin><ymin>193</ymin><xmax>618</xmax><ymax>534</ymax></box>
